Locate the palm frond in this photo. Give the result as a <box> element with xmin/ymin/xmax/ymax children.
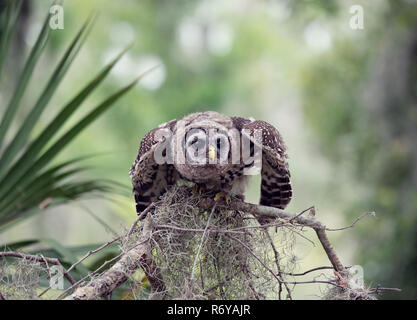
<box><xmin>0</xmin><ymin>0</ymin><xmax>22</xmax><ymax>75</ymax></box>
<box><xmin>0</xmin><ymin>14</ymin><xmax>95</xmax><ymax>177</ymax></box>
<box><xmin>0</xmin><ymin>2</ymin><xmax>145</xmax><ymax>230</ymax></box>
<box><xmin>0</xmin><ymin>4</ymin><xmax>51</xmax><ymax>148</ymax></box>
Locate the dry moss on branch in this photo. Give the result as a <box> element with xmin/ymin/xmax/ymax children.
<box><xmin>2</xmin><ymin>186</ymin><xmax>388</xmax><ymax>300</ymax></box>
<box><xmin>139</xmin><ymin>186</ymin><xmax>303</xmax><ymax>299</ymax></box>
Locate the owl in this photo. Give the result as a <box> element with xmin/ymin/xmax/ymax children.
<box><xmin>129</xmin><ymin>111</ymin><xmax>292</xmax><ymax>222</ymax></box>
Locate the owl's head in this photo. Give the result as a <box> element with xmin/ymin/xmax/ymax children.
<box><xmin>171</xmin><ymin>117</ymin><xmax>237</xmax><ymax>184</ymax></box>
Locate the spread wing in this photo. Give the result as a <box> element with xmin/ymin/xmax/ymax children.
<box><xmin>129</xmin><ymin>120</ymin><xmax>179</xmax><ymax>216</ymax></box>
<box><xmin>232</xmin><ymin>117</ymin><xmax>292</xmax><ymax>221</ymax></box>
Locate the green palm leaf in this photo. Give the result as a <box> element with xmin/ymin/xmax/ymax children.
<box><xmin>0</xmin><ymin>14</ymin><xmax>95</xmax><ymax>178</ymax></box>
<box><xmin>0</xmin><ymin>46</ymin><xmax>129</xmax><ymax>201</ymax></box>
<box><xmin>0</xmin><ymin>0</ymin><xmax>22</xmax><ymax>75</ymax></box>
<box><xmin>0</xmin><ymin>4</ymin><xmax>51</xmax><ymax>148</ymax></box>
<box><xmin>0</xmin><ymin>2</ymin><xmax>148</xmax><ymax>230</ymax></box>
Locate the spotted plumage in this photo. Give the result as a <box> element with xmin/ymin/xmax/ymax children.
<box><xmin>129</xmin><ymin>111</ymin><xmax>292</xmax><ymax>223</ymax></box>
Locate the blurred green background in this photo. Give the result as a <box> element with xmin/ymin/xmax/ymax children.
<box><xmin>1</xmin><ymin>0</ymin><xmax>416</xmax><ymax>299</ymax></box>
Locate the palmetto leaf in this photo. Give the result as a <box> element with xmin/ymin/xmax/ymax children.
<box><xmin>0</xmin><ymin>154</ymin><xmax>96</xmax><ymax>214</ymax></box>
<box><xmin>0</xmin><ymin>0</ymin><xmax>23</xmax><ymax>75</ymax></box>
<box><xmin>0</xmin><ymin>42</ymin><xmax>127</xmax><ymax>200</ymax></box>
<box><xmin>0</xmin><ymin>2</ymin><xmax>146</xmax><ymax>230</ymax></box>
<box><xmin>0</xmin><ymin>14</ymin><xmax>95</xmax><ymax>178</ymax></box>
<box><xmin>0</xmin><ymin>71</ymin><xmax>138</xmax><ymax>219</ymax></box>
<box><xmin>0</xmin><ymin>239</ymin><xmax>39</xmax><ymax>251</ymax></box>
<box><xmin>1</xmin><ymin>239</ymin><xmax>120</xmax><ymax>277</ymax></box>
<box><xmin>0</xmin><ymin>166</ymin><xmax>87</xmax><ymax>215</ymax></box>
<box><xmin>0</xmin><ymin>178</ymin><xmax>113</xmax><ymax>230</ymax></box>
<box><xmin>0</xmin><ymin>3</ymin><xmax>51</xmax><ymax>149</ymax></box>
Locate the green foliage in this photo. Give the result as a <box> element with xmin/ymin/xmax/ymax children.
<box><xmin>1</xmin><ymin>238</ymin><xmax>121</xmax><ymax>293</ymax></box>
<box><xmin>0</xmin><ymin>1</ymin><xmax>140</xmax><ymax>230</ymax></box>
<box><xmin>299</xmin><ymin>0</ymin><xmax>417</xmax><ymax>299</ymax></box>
<box><xmin>1</xmin><ymin>0</ymin><xmax>416</xmax><ymax>300</ymax></box>
<box><xmin>0</xmin><ymin>0</ymin><xmax>22</xmax><ymax>75</ymax></box>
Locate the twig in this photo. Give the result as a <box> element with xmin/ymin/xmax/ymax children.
<box><xmin>63</xmin><ymin>216</ymin><xmax>165</xmax><ymax>300</ymax></box>
<box><xmin>315</xmin><ymin>229</ymin><xmax>345</xmax><ymax>272</ymax></box>
<box><xmin>263</xmin><ymin>230</ymin><xmax>292</xmax><ymax>300</ymax></box>
<box><xmin>283</xmin><ymin>279</ymin><xmax>345</xmax><ymax>288</ymax></box>
<box><xmin>52</xmin><ymin>203</ymin><xmax>158</xmax><ymax>298</ymax></box>
<box><xmin>126</xmin><ymin>202</ymin><xmax>157</xmax><ymax>240</ymax></box>
<box><xmin>4</xmin><ymin>189</ymin><xmax>386</xmax><ymax>300</ymax></box>
<box><xmin>369</xmin><ymin>285</ymin><xmax>402</xmax><ymax>295</ymax></box>
<box><xmin>0</xmin><ymin>252</ymin><xmax>75</xmax><ymax>286</ymax></box>
<box><xmin>190</xmin><ymin>202</ymin><xmax>217</xmax><ymax>285</ymax></box>
<box><xmin>326</xmin><ymin>212</ymin><xmax>376</xmax><ymax>231</ymax></box>
<box><xmin>155</xmin><ymin>224</ymin><xmax>244</xmax><ymax>234</ymax></box>
<box><xmin>57</xmin><ymin>250</ymin><xmax>126</xmax><ymax>299</ymax></box>
<box><xmin>226</xmin><ymin>233</ymin><xmax>283</xmax><ymax>285</ymax></box>
<box><xmin>289</xmin><ymin>206</ymin><xmax>315</xmax><ymax>223</ymax></box>
<box><xmin>282</xmin><ymin>266</ymin><xmax>335</xmax><ymax>277</ymax></box>
<box><xmin>67</xmin><ymin>237</ymin><xmax>120</xmax><ymax>274</ymax></box>
<box><xmin>197</xmin><ymin>197</ymin><xmax>347</xmax><ymax>273</ymax></box>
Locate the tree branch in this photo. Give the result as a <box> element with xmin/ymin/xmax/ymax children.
<box><xmin>197</xmin><ymin>197</ymin><xmax>347</xmax><ymax>273</ymax></box>
<box><xmin>0</xmin><ymin>251</ymin><xmax>76</xmax><ymax>286</ymax></box>
<box><xmin>3</xmin><ymin>192</ymin><xmax>381</xmax><ymax>300</ymax></box>
<box><xmin>64</xmin><ymin>215</ymin><xmax>165</xmax><ymax>300</ymax></box>
<box><xmin>63</xmin><ymin>196</ymin><xmax>358</xmax><ymax>299</ymax></box>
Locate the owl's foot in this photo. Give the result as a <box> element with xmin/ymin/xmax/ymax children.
<box><xmin>199</xmin><ymin>186</ymin><xmax>207</xmax><ymax>195</ymax></box>
<box><xmin>214</xmin><ymin>192</ymin><xmax>231</xmax><ymax>204</ymax></box>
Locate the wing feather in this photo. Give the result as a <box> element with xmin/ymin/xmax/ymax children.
<box><xmin>236</xmin><ymin>118</ymin><xmax>292</xmax><ymax>223</ymax></box>
<box><xmin>130</xmin><ymin>120</ymin><xmax>178</xmax><ymax>217</ymax></box>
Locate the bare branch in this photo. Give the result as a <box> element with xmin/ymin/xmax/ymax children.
<box><xmin>4</xmin><ymin>188</ymin><xmax>387</xmax><ymax>300</ymax></box>
<box><xmin>64</xmin><ymin>215</ymin><xmax>165</xmax><ymax>300</ymax></box>
<box><xmin>326</xmin><ymin>211</ymin><xmax>376</xmax><ymax>231</ymax></box>
<box><xmin>197</xmin><ymin>197</ymin><xmax>347</xmax><ymax>273</ymax></box>
<box><xmin>190</xmin><ymin>202</ymin><xmax>217</xmax><ymax>285</ymax></box>
<box><xmin>0</xmin><ymin>251</ymin><xmax>75</xmax><ymax>286</ymax></box>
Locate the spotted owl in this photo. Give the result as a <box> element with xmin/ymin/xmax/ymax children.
<box><xmin>129</xmin><ymin>111</ymin><xmax>292</xmax><ymax>222</ymax></box>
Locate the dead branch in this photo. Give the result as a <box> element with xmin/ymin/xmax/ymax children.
<box><xmin>326</xmin><ymin>211</ymin><xmax>376</xmax><ymax>231</ymax></box>
<box><xmin>64</xmin><ymin>215</ymin><xmax>165</xmax><ymax>300</ymax></box>
<box><xmin>2</xmin><ymin>187</ymin><xmax>391</xmax><ymax>300</ymax></box>
<box><xmin>197</xmin><ymin>197</ymin><xmax>347</xmax><ymax>273</ymax></box>
<box><xmin>0</xmin><ymin>251</ymin><xmax>75</xmax><ymax>286</ymax></box>
<box><xmin>64</xmin><ymin>192</ymin><xmax>373</xmax><ymax>299</ymax></box>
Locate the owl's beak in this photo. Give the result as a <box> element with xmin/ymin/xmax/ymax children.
<box><xmin>208</xmin><ymin>145</ymin><xmax>216</xmax><ymax>161</ymax></box>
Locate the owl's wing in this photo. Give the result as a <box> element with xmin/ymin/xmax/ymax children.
<box><xmin>129</xmin><ymin>120</ymin><xmax>179</xmax><ymax>216</ymax></box>
<box><xmin>233</xmin><ymin>117</ymin><xmax>292</xmax><ymax>217</ymax></box>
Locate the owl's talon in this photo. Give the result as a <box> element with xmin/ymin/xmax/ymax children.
<box><xmin>191</xmin><ymin>185</ymin><xmax>198</xmax><ymax>195</ymax></box>
<box><xmin>214</xmin><ymin>192</ymin><xmax>231</xmax><ymax>204</ymax></box>
<box><xmin>198</xmin><ymin>186</ymin><xmax>206</xmax><ymax>195</ymax></box>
